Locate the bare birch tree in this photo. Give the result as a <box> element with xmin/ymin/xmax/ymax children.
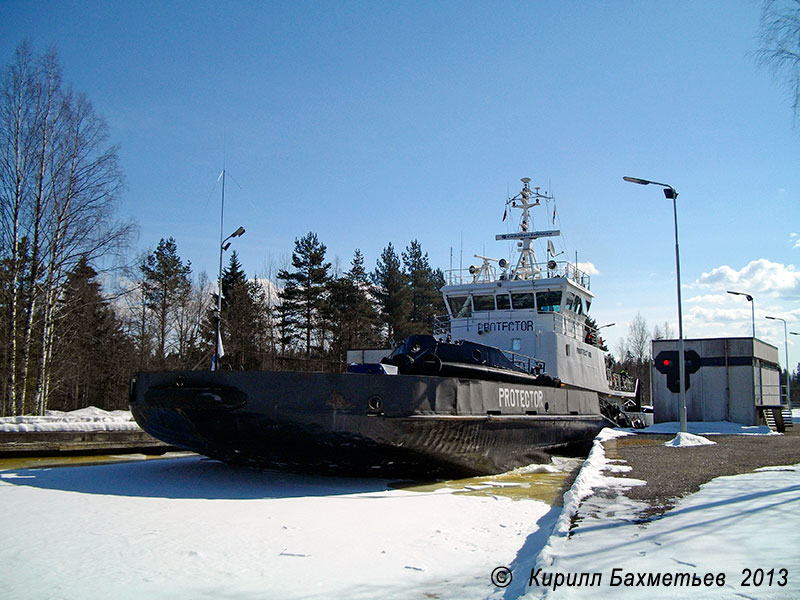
<box><xmin>1</xmin><ymin>43</ymin><xmax>133</xmax><ymax>415</ymax></box>
<box><xmin>756</xmin><ymin>0</ymin><xmax>800</xmax><ymax>121</ymax></box>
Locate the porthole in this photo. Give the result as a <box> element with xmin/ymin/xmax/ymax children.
<box><xmin>368</xmin><ymin>396</ymin><xmax>383</xmax><ymax>412</ymax></box>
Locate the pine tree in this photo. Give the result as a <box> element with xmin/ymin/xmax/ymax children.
<box><xmin>141</xmin><ymin>238</ymin><xmax>192</xmax><ymax>368</ymax></box>
<box><xmin>210</xmin><ymin>252</ymin><xmax>271</xmax><ymax>370</ymax></box>
<box><xmin>402</xmin><ymin>240</ymin><xmax>445</xmax><ymax>335</ymax></box>
<box><xmin>326</xmin><ymin>249</ymin><xmax>381</xmax><ymax>360</ymax></box>
<box><xmin>372</xmin><ymin>243</ymin><xmax>411</xmax><ymax>343</ymax></box>
<box><xmin>277</xmin><ymin>232</ymin><xmax>331</xmax><ymax>358</ymax></box>
<box><xmin>50</xmin><ymin>257</ymin><xmax>133</xmax><ymax>410</ymax></box>
<box><xmin>221</xmin><ymin>250</ymin><xmax>247</xmax><ymax>307</ymax></box>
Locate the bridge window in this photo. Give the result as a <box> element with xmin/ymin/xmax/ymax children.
<box><xmin>511</xmin><ymin>292</ymin><xmax>535</xmax><ymax>309</ymax></box>
<box><xmin>447</xmin><ymin>295</ymin><xmax>472</xmax><ymax>318</ymax></box>
<box><xmin>536</xmin><ymin>290</ymin><xmax>562</xmax><ymax>312</ymax></box>
<box><xmin>473</xmin><ymin>295</ymin><xmax>496</xmax><ymax>311</ymax></box>
<box><xmin>496</xmin><ymin>293</ymin><xmax>511</xmax><ymax>310</ymax></box>
<box><xmin>566</xmin><ymin>293</ymin><xmax>584</xmax><ymax>314</ymax></box>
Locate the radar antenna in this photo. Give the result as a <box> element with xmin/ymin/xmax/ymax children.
<box><xmin>496</xmin><ymin>178</ymin><xmax>560</xmax><ymax>280</ymax></box>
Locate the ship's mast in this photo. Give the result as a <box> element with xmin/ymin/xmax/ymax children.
<box><xmin>496</xmin><ymin>178</ymin><xmax>560</xmax><ymax>280</ymax></box>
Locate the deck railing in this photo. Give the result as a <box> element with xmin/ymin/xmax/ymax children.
<box><xmin>445</xmin><ymin>259</ymin><xmax>590</xmax><ymax>290</ymax></box>
<box><xmin>503</xmin><ymin>351</ymin><xmax>546</xmax><ymax>375</ymax></box>
<box><xmin>607</xmin><ymin>372</ymin><xmax>637</xmax><ymax>393</ymax></box>
<box><xmin>757</xmin><ymin>383</ymin><xmax>786</xmax><ymax>406</ymax></box>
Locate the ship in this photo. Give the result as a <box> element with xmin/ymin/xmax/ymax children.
<box><xmin>129</xmin><ymin>178</ymin><xmax>640</xmax><ymax>477</ymax></box>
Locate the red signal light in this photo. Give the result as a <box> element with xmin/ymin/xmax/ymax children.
<box><xmin>663</xmin><ymin>359</ymin><xmax>671</xmax><ymax>366</ymax></box>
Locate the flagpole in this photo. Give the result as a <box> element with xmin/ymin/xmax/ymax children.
<box><xmin>213</xmin><ymin>170</ymin><xmax>226</xmax><ymax>371</ymax></box>
<box><xmin>211</xmin><ymin>168</ymin><xmax>246</xmax><ymax>371</ymax></box>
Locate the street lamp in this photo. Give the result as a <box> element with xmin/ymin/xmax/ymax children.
<box><xmin>213</xmin><ymin>225</ymin><xmax>246</xmax><ymax>370</ymax></box>
<box><xmin>765</xmin><ymin>316</ymin><xmax>790</xmax><ymax>407</ymax></box>
<box><xmin>624</xmin><ymin>175</ymin><xmax>686</xmax><ymax>432</ymax></box>
<box><xmin>727</xmin><ymin>291</ymin><xmax>755</xmax><ymax>338</ymax></box>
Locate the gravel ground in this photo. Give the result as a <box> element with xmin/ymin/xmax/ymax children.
<box><xmin>601</xmin><ymin>426</ymin><xmax>800</xmax><ymax>517</ymax></box>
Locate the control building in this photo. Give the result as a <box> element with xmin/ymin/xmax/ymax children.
<box><xmin>650</xmin><ymin>337</ymin><xmax>782</xmax><ymax>427</ymax></box>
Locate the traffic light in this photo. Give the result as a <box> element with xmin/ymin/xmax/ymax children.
<box><xmin>654</xmin><ymin>350</ymin><xmax>701</xmax><ymax>393</ymax></box>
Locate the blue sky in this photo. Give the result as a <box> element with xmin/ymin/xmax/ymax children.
<box><xmin>3</xmin><ymin>0</ymin><xmax>799</xmax><ymax>371</ymax></box>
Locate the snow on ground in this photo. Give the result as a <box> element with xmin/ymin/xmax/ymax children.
<box><xmin>637</xmin><ymin>420</ymin><xmax>777</xmax><ymax>435</ymax></box>
<box><xmin>0</xmin><ymin>455</ymin><xmax>560</xmax><ymax>600</ymax></box>
<box><xmin>1</xmin><ymin>418</ymin><xmax>798</xmax><ymax>599</ymax></box>
<box><xmin>514</xmin><ymin>427</ymin><xmax>800</xmax><ymax>600</ymax></box>
<box><xmin>0</xmin><ymin>407</ymin><xmax>139</xmax><ymax>432</ymax></box>
<box><xmin>663</xmin><ymin>432</ymin><xmax>716</xmax><ymax>447</ymax></box>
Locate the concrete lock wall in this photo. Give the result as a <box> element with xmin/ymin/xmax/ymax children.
<box><xmin>650</xmin><ymin>337</ymin><xmax>781</xmax><ymax>426</ymax></box>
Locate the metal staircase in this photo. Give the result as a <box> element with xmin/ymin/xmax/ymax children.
<box><xmin>761</xmin><ymin>405</ymin><xmax>793</xmax><ymax>433</ymax></box>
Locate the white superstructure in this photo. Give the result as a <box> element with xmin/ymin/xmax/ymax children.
<box><xmin>436</xmin><ymin>178</ymin><xmax>625</xmax><ymax>396</ymax></box>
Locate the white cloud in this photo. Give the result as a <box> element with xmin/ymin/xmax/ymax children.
<box><xmin>685</xmin><ymin>293</ymin><xmax>728</xmax><ymax>305</ymax></box>
<box><xmin>695</xmin><ymin>259</ymin><xmax>800</xmax><ymax>299</ymax></box>
<box><xmin>577</xmin><ymin>261</ymin><xmax>599</xmax><ymax>276</ymax></box>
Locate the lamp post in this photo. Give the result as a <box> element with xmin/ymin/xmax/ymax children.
<box><xmin>727</xmin><ymin>291</ymin><xmax>755</xmax><ymax>338</ymax></box>
<box><xmin>624</xmin><ymin>176</ymin><xmax>686</xmax><ymax>432</ymax></box>
<box><xmin>213</xmin><ymin>225</ymin><xmax>246</xmax><ymax>370</ymax></box>
<box><xmin>765</xmin><ymin>316</ymin><xmax>790</xmax><ymax>407</ymax></box>
<box><xmin>792</xmin><ymin>332</ymin><xmax>799</xmax><ymax>407</ymax></box>
<box><xmin>596</xmin><ymin>323</ymin><xmax>614</xmax><ymax>344</ymax></box>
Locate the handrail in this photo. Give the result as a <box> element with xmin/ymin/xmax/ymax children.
<box><xmin>607</xmin><ymin>372</ymin><xmax>637</xmax><ymax>393</ymax></box>
<box><xmin>502</xmin><ymin>350</ymin><xmax>546</xmax><ymax>375</ymax></box>
<box><xmin>444</xmin><ymin>259</ymin><xmax>590</xmax><ymax>289</ymax></box>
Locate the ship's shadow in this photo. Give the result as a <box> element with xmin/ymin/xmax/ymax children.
<box><xmin>0</xmin><ymin>455</ymin><xmax>398</xmax><ymax>499</ymax></box>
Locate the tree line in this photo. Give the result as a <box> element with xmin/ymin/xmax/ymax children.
<box><xmin>0</xmin><ymin>43</ymin><xmax>446</xmax><ymax>416</ymax></box>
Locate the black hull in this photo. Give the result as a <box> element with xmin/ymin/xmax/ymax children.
<box><xmin>129</xmin><ymin>370</ymin><xmax>609</xmax><ymax>477</ymax></box>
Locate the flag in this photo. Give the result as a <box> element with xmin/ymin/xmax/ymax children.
<box><xmin>216</xmin><ymin>329</ymin><xmax>225</xmax><ymax>359</ymax></box>
<box><xmin>552</xmin><ymin>205</ymin><xmax>557</xmax><ymax>225</ymax></box>
<box><xmin>211</xmin><ymin>329</ymin><xmax>225</xmax><ymax>370</ymax></box>
<box><xmin>502</xmin><ymin>206</ymin><xmax>507</xmax><ymax>222</ymax></box>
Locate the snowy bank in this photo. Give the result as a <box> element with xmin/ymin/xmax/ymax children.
<box><xmin>0</xmin><ymin>407</ymin><xmax>139</xmax><ymax>433</ymax></box>
<box><xmin>515</xmin><ymin>425</ymin><xmax>799</xmax><ymax>599</ymax></box>
<box><xmin>637</xmin><ymin>420</ymin><xmax>777</xmax><ymax>436</ymax></box>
